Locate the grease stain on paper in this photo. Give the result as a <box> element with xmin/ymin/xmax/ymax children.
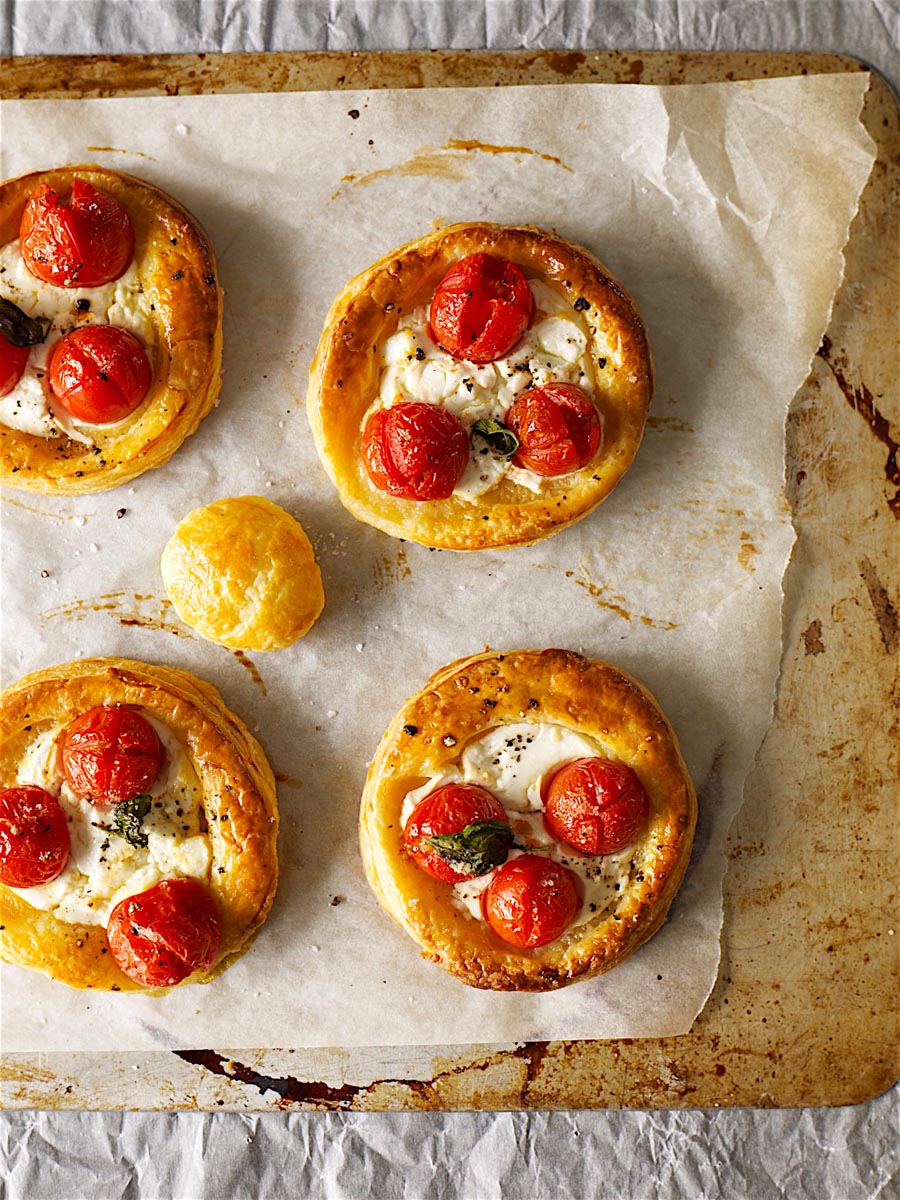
<box><xmin>334</xmin><ymin>139</ymin><xmax>573</xmax><ymax>198</ymax></box>
<box><xmin>2</xmin><ymin>496</ymin><xmax>95</xmax><ymax>521</ymax></box>
<box><xmin>38</xmin><ymin>591</ymin><xmax>193</xmax><ymax>639</ymax></box>
<box><xmin>232</xmin><ymin>649</ymin><xmax>267</xmax><ymax>695</ymax></box>
<box><xmin>372</xmin><ymin>547</ymin><xmax>412</xmax><ymax>591</ymax></box>
<box><xmin>86</xmin><ymin>146</ymin><xmax>157</xmax><ymax>160</ymax></box>
<box><xmin>568</xmin><ymin>565</ymin><xmax>679</xmax><ymax>629</ymax></box>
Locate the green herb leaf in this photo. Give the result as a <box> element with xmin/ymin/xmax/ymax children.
<box><xmin>111</xmin><ymin>794</ymin><xmax>153</xmax><ymax>848</ymax></box>
<box><xmin>425</xmin><ymin>819</ymin><xmax>515</xmax><ymax>876</ymax></box>
<box><xmin>471</xmin><ymin>418</ymin><xmax>520</xmax><ymax>459</ymax></box>
<box><xmin>0</xmin><ymin>297</ymin><xmax>49</xmax><ymax>348</ymax></box>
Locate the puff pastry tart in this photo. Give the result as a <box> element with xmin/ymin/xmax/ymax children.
<box><xmin>359</xmin><ymin>648</ymin><xmax>695</xmax><ymax>991</ymax></box>
<box><xmin>307</xmin><ymin>223</ymin><xmax>653</xmax><ymax>550</ymax></box>
<box><xmin>0</xmin><ymin>165</ymin><xmax>222</xmax><ymax>494</ymax></box>
<box><xmin>0</xmin><ymin>658</ymin><xmax>278</xmax><ymax>992</ymax></box>
<box><xmin>161</xmin><ymin>495</ymin><xmax>325</xmax><ymax>651</ymax></box>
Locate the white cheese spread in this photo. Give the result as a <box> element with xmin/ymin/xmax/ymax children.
<box><xmin>0</xmin><ymin>239</ymin><xmax>157</xmax><ymax>443</ymax></box>
<box><xmin>14</xmin><ymin>716</ymin><xmax>211</xmax><ymax>926</ymax></box>
<box><xmin>401</xmin><ymin>721</ymin><xmax>634</xmax><ymax>931</ymax></box>
<box><xmin>371</xmin><ymin>278</ymin><xmax>608</xmax><ymax>500</ymax></box>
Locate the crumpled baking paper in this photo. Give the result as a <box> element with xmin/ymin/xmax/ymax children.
<box><xmin>0</xmin><ymin>72</ymin><xmax>875</xmax><ymax>1050</ymax></box>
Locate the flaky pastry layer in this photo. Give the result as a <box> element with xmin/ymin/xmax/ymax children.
<box><xmin>0</xmin><ymin>165</ymin><xmax>223</xmax><ymax>494</ymax></box>
<box><xmin>0</xmin><ymin>658</ymin><xmax>278</xmax><ymax>992</ymax></box>
<box><xmin>359</xmin><ymin>648</ymin><xmax>696</xmax><ymax>991</ymax></box>
<box><xmin>307</xmin><ymin>223</ymin><xmax>653</xmax><ymax>550</ymax></box>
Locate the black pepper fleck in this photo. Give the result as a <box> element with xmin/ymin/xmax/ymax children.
<box><xmin>403</xmin><ymin>724</ymin><xmax>419</xmax><ymax>736</ymax></box>
<box><xmin>348</xmin><ymin>109</ymin><xmax>360</xmax><ymax>119</ymax></box>
<box><xmin>574</xmin><ymin>297</ymin><xmax>590</xmax><ymax>312</ymax></box>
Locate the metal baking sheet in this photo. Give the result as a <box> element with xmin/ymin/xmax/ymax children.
<box><xmin>0</xmin><ymin>49</ymin><xmax>897</xmax><ymax>1111</ymax></box>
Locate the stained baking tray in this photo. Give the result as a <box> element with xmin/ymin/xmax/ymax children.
<box><xmin>0</xmin><ymin>50</ymin><xmax>897</xmax><ymax>1111</ymax></box>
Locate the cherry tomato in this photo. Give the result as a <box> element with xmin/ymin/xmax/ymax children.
<box><xmin>48</xmin><ymin>324</ymin><xmax>152</xmax><ymax>424</ymax></box>
<box><xmin>20</xmin><ymin>178</ymin><xmax>134</xmax><ymax>287</ymax></box>
<box><xmin>362</xmin><ymin>401</ymin><xmax>469</xmax><ymax>500</ymax></box>
<box><xmin>484</xmin><ymin>854</ymin><xmax>579</xmax><ymax>948</ymax></box>
<box><xmin>506</xmin><ymin>382</ymin><xmax>601</xmax><ymax>476</ymax></box>
<box><xmin>429</xmin><ymin>252</ymin><xmax>534</xmax><ymax>363</ymax></box>
<box><xmin>61</xmin><ymin>706</ymin><xmax>163</xmax><ymax>806</ymax></box>
<box><xmin>0</xmin><ymin>338</ymin><xmax>29</xmax><ymax>398</ymax></box>
<box><xmin>404</xmin><ymin>782</ymin><xmax>510</xmax><ymax>884</ymax></box>
<box><xmin>0</xmin><ymin>786</ymin><xmax>70</xmax><ymax>889</ymax></box>
<box><xmin>544</xmin><ymin>757</ymin><xmax>649</xmax><ymax>856</ymax></box>
<box><xmin>107</xmin><ymin>878</ymin><xmax>221</xmax><ymax>987</ymax></box>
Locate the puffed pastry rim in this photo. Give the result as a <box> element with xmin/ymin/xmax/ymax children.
<box><xmin>0</xmin><ymin>164</ymin><xmax>223</xmax><ymax>495</ymax></box>
<box><xmin>359</xmin><ymin>648</ymin><xmax>696</xmax><ymax>992</ymax></box>
<box><xmin>307</xmin><ymin>222</ymin><xmax>653</xmax><ymax>551</ymax></box>
<box><xmin>0</xmin><ymin>657</ymin><xmax>279</xmax><ymax>993</ymax></box>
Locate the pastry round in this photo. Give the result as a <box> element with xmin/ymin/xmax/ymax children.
<box><xmin>0</xmin><ymin>658</ymin><xmax>278</xmax><ymax>992</ymax></box>
<box><xmin>0</xmin><ymin>165</ymin><xmax>222</xmax><ymax>494</ymax></box>
<box><xmin>307</xmin><ymin>223</ymin><xmax>653</xmax><ymax>550</ymax></box>
<box><xmin>161</xmin><ymin>495</ymin><xmax>325</xmax><ymax>651</ymax></box>
<box><xmin>359</xmin><ymin>648</ymin><xmax>696</xmax><ymax>991</ymax></box>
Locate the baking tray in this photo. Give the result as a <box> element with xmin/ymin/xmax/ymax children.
<box><xmin>0</xmin><ymin>50</ymin><xmax>897</xmax><ymax>1111</ymax></box>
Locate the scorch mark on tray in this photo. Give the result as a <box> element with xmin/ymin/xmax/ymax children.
<box><xmin>372</xmin><ymin>547</ymin><xmax>412</xmax><ymax>591</ymax></box>
<box><xmin>858</xmin><ymin>556</ymin><xmax>899</xmax><ymax>655</ymax></box>
<box><xmin>802</xmin><ymin>619</ymin><xmax>826</xmax><ymax>655</ymax></box>
<box><xmin>174</xmin><ymin>1040</ymin><xmax>568</xmax><ymax>1110</ymax></box>
<box><xmin>816</xmin><ymin>335</ymin><xmax>900</xmax><ymax>517</ymax></box>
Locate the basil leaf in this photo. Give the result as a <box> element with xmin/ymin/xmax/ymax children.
<box><xmin>471</xmin><ymin>418</ymin><xmax>520</xmax><ymax>458</ymax></box>
<box><xmin>425</xmin><ymin>819</ymin><xmax>515</xmax><ymax>876</ymax></box>
<box><xmin>111</xmin><ymin>794</ymin><xmax>153</xmax><ymax>848</ymax></box>
<box><xmin>0</xmin><ymin>297</ymin><xmax>49</xmax><ymax>348</ymax></box>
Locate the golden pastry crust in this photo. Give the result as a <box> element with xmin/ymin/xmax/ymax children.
<box><xmin>0</xmin><ymin>658</ymin><xmax>278</xmax><ymax>992</ymax></box>
<box><xmin>307</xmin><ymin>223</ymin><xmax>653</xmax><ymax>550</ymax></box>
<box><xmin>359</xmin><ymin>648</ymin><xmax>696</xmax><ymax>991</ymax></box>
<box><xmin>160</xmin><ymin>495</ymin><xmax>325</xmax><ymax>651</ymax></box>
<box><xmin>0</xmin><ymin>165</ymin><xmax>223</xmax><ymax>494</ymax></box>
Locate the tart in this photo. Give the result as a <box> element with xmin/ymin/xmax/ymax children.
<box><xmin>161</xmin><ymin>495</ymin><xmax>325</xmax><ymax>651</ymax></box>
<box><xmin>307</xmin><ymin>223</ymin><xmax>653</xmax><ymax>550</ymax></box>
<box><xmin>0</xmin><ymin>658</ymin><xmax>278</xmax><ymax>992</ymax></box>
<box><xmin>0</xmin><ymin>165</ymin><xmax>222</xmax><ymax>494</ymax></box>
<box><xmin>359</xmin><ymin>648</ymin><xmax>696</xmax><ymax>991</ymax></box>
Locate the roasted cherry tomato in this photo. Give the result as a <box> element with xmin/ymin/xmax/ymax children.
<box><xmin>506</xmin><ymin>382</ymin><xmax>601</xmax><ymax>476</ymax></box>
<box><xmin>61</xmin><ymin>706</ymin><xmax>163</xmax><ymax>806</ymax></box>
<box><xmin>429</xmin><ymin>252</ymin><xmax>534</xmax><ymax>363</ymax></box>
<box><xmin>544</xmin><ymin>757</ymin><xmax>649</xmax><ymax>856</ymax></box>
<box><xmin>0</xmin><ymin>339</ymin><xmax>29</xmax><ymax>398</ymax></box>
<box><xmin>107</xmin><ymin>878</ymin><xmax>221</xmax><ymax>988</ymax></box>
<box><xmin>48</xmin><ymin>324</ymin><xmax>152</xmax><ymax>424</ymax></box>
<box><xmin>483</xmin><ymin>854</ymin><xmax>579</xmax><ymax>948</ymax></box>
<box><xmin>404</xmin><ymin>782</ymin><xmax>510</xmax><ymax>884</ymax></box>
<box><xmin>362</xmin><ymin>401</ymin><xmax>469</xmax><ymax>501</ymax></box>
<box><xmin>20</xmin><ymin>178</ymin><xmax>134</xmax><ymax>287</ymax></box>
<box><xmin>0</xmin><ymin>785</ymin><xmax>70</xmax><ymax>889</ymax></box>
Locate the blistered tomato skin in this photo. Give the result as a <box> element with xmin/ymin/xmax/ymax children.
<box><xmin>0</xmin><ymin>338</ymin><xmax>30</xmax><ymax>399</ymax></box>
<box><xmin>107</xmin><ymin>878</ymin><xmax>221</xmax><ymax>988</ymax></box>
<box><xmin>60</xmin><ymin>706</ymin><xmax>163</xmax><ymax>805</ymax></box>
<box><xmin>429</xmin><ymin>253</ymin><xmax>534</xmax><ymax>364</ymax></box>
<box><xmin>19</xmin><ymin>178</ymin><xmax>135</xmax><ymax>288</ymax></box>
<box><xmin>362</xmin><ymin>401</ymin><xmax>469</xmax><ymax>500</ymax></box>
<box><xmin>544</xmin><ymin>757</ymin><xmax>650</xmax><ymax>856</ymax></box>
<box><xmin>484</xmin><ymin>855</ymin><xmax>579</xmax><ymax>948</ymax></box>
<box><xmin>0</xmin><ymin>785</ymin><xmax>71</xmax><ymax>889</ymax></box>
<box><xmin>48</xmin><ymin>325</ymin><xmax>152</xmax><ymax>424</ymax></box>
<box><xmin>506</xmin><ymin>383</ymin><xmax>601</xmax><ymax>477</ymax></box>
<box><xmin>404</xmin><ymin>782</ymin><xmax>509</xmax><ymax>884</ymax></box>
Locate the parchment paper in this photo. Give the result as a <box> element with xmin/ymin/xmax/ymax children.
<box><xmin>0</xmin><ymin>74</ymin><xmax>875</xmax><ymax>1052</ymax></box>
